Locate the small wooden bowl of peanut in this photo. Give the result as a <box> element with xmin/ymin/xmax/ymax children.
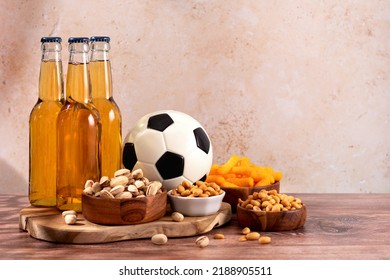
<box><xmin>236</xmin><ymin>189</ymin><xmax>307</xmax><ymax>231</ymax></box>
<box><xmin>220</xmin><ymin>181</ymin><xmax>280</xmax><ymax>213</ymax></box>
<box><xmin>81</xmin><ymin>168</ymin><xmax>167</xmax><ymax>225</ymax></box>
<box><xmin>167</xmin><ymin>180</ymin><xmax>225</xmax><ymax>216</ymax></box>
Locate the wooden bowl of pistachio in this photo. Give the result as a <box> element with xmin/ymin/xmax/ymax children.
<box><xmin>81</xmin><ymin>168</ymin><xmax>167</xmax><ymax>225</ymax></box>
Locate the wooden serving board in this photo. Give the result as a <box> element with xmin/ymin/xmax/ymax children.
<box><xmin>19</xmin><ymin>203</ymin><xmax>232</xmax><ymax>244</ymax></box>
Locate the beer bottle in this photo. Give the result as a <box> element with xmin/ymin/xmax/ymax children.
<box><xmin>56</xmin><ymin>37</ymin><xmax>101</xmax><ymax>212</ymax></box>
<box><xmin>29</xmin><ymin>37</ymin><xmax>64</xmax><ymax>207</ymax></box>
<box><xmin>90</xmin><ymin>36</ymin><xmax>122</xmax><ymax>178</ymax></box>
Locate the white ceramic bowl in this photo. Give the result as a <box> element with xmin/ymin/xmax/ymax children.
<box><xmin>167</xmin><ymin>190</ymin><xmax>225</xmax><ymax>217</ymax></box>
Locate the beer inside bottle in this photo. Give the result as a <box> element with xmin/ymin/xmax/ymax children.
<box><xmin>90</xmin><ymin>36</ymin><xmax>122</xmax><ymax>178</ymax></box>
<box><xmin>56</xmin><ymin>37</ymin><xmax>101</xmax><ymax>212</ymax></box>
<box><xmin>29</xmin><ymin>37</ymin><xmax>64</xmax><ymax>207</ymax></box>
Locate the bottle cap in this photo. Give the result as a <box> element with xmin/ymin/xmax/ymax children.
<box><xmin>90</xmin><ymin>36</ymin><xmax>110</xmax><ymax>43</ymax></box>
<box><xmin>41</xmin><ymin>37</ymin><xmax>62</xmax><ymax>43</ymax></box>
<box><xmin>68</xmin><ymin>37</ymin><xmax>89</xmax><ymax>44</ymax></box>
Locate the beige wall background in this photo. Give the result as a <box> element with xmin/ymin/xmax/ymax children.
<box><xmin>0</xmin><ymin>0</ymin><xmax>389</xmax><ymax>194</ymax></box>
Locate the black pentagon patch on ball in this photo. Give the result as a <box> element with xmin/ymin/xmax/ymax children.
<box><xmin>122</xmin><ymin>142</ymin><xmax>137</xmax><ymax>170</ymax></box>
<box><xmin>156</xmin><ymin>151</ymin><xmax>184</xmax><ymax>179</ymax></box>
<box><xmin>147</xmin><ymin>113</ymin><xmax>174</xmax><ymax>132</ymax></box>
<box><xmin>199</xmin><ymin>174</ymin><xmax>208</xmax><ymax>182</ymax></box>
<box><xmin>193</xmin><ymin>127</ymin><xmax>210</xmax><ymax>154</ymax></box>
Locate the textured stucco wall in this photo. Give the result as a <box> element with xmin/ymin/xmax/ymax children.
<box><xmin>1</xmin><ymin>0</ymin><xmax>389</xmax><ymax>193</ymax></box>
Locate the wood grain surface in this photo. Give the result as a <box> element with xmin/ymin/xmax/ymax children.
<box><xmin>19</xmin><ymin>202</ymin><xmax>232</xmax><ymax>244</ymax></box>
<box><xmin>2</xmin><ymin>193</ymin><xmax>390</xmax><ymax>260</ymax></box>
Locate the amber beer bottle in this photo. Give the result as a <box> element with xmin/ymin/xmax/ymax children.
<box><xmin>56</xmin><ymin>37</ymin><xmax>101</xmax><ymax>212</ymax></box>
<box><xmin>29</xmin><ymin>37</ymin><xmax>64</xmax><ymax>207</ymax></box>
<box><xmin>89</xmin><ymin>36</ymin><xmax>122</xmax><ymax>177</ymax></box>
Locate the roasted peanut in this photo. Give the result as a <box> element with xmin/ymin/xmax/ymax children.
<box><xmin>246</xmin><ymin>232</ymin><xmax>261</xmax><ymax>240</ymax></box>
<box><xmin>251</xmin><ymin>200</ymin><xmax>261</xmax><ymax>207</ymax></box>
<box><xmin>259</xmin><ymin>236</ymin><xmax>272</xmax><ymax>244</ymax></box>
<box><xmin>239</xmin><ymin>236</ymin><xmax>247</xmax><ymax>242</ymax></box>
<box><xmin>245</xmin><ymin>204</ymin><xmax>254</xmax><ymax>210</ymax></box>
<box><xmin>181</xmin><ymin>190</ymin><xmax>191</xmax><ymax>197</ymax></box>
<box><xmin>271</xmin><ymin>204</ymin><xmax>282</xmax><ymax>212</ymax></box>
<box><xmin>213</xmin><ymin>233</ymin><xmax>225</xmax><ymax>239</ymax></box>
<box><xmin>241</xmin><ymin>227</ymin><xmax>251</xmax><ymax>235</ymax></box>
<box><xmin>177</xmin><ymin>185</ymin><xmax>185</xmax><ymax>194</ymax></box>
<box><xmin>192</xmin><ymin>188</ymin><xmax>203</xmax><ymax>197</ymax></box>
<box><xmin>182</xmin><ymin>180</ymin><xmax>192</xmax><ymax>189</ymax></box>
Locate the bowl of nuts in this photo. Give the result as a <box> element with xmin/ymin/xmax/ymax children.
<box><xmin>82</xmin><ymin>168</ymin><xmax>167</xmax><ymax>225</ymax></box>
<box><xmin>236</xmin><ymin>189</ymin><xmax>306</xmax><ymax>231</ymax></box>
<box><xmin>220</xmin><ymin>181</ymin><xmax>280</xmax><ymax>213</ymax></box>
<box><xmin>167</xmin><ymin>180</ymin><xmax>225</xmax><ymax>217</ymax></box>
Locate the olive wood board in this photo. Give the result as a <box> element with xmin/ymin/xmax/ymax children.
<box><xmin>19</xmin><ymin>202</ymin><xmax>232</xmax><ymax>244</ymax></box>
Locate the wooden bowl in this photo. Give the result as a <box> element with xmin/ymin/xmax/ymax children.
<box><xmin>220</xmin><ymin>181</ymin><xmax>280</xmax><ymax>212</ymax></box>
<box><xmin>82</xmin><ymin>189</ymin><xmax>167</xmax><ymax>225</ymax></box>
<box><xmin>237</xmin><ymin>203</ymin><xmax>307</xmax><ymax>231</ymax></box>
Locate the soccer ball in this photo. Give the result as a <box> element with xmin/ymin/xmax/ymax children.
<box><xmin>122</xmin><ymin>110</ymin><xmax>213</xmax><ymax>190</ymax></box>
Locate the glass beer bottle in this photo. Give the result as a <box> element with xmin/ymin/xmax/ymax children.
<box><xmin>56</xmin><ymin>37</ymin><xmax>101</xmax><ymax>212</ymax></box>
<box><xmin>89</xmin><ymin>36</ymin><xmax>122</xmax><ymax>178</ymax></box>
<box><xmin>29</xmin><ymin>37</ymin><xmax>64</xmax><ymax>207</ymax></box>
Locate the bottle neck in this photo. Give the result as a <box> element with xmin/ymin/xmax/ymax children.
<box><xmin>39</xmin><ymin>42</ymin><xmax>64</xmax><ymax>101</ymax></box>
<box><xmin>90</xmin><ymin>42</ymin><xmax>112</xmax><ymax>99</ymax></box>
<box><xmin>66</xmin><ymin>42</ymin><xmax>91</xmax><ymax>104</ymax></box>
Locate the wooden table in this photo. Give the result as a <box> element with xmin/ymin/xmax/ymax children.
<box><xmin>1</xmin><ymin>193</ymin><xmax>389</xmax><ymax>260</ymax></box>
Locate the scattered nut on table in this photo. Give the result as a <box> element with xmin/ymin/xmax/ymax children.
<box><xmin>241</xmin><ymin>227</ymin><xmax>251</xmax><ymax>235</ymax></box>
<box><xmin>213</xmin><ymin>233</ymin><xmax>225</xmax><ymax>239</ymax></box>
<box><xmin>239</xmin><ymin>236</ymin><xmax>247</xmax><ymax>242</ymax></box>
<box><xmin>151</xmin><ymin>234</ymin><xmax>168</xmax><ymax>245</ymax></box>
<box><xmin>259</xmin><ymin>236</ymin><xmax>272</xmax><ymax>244</ymax></box>
<box><xmin>239</xmin><ymin>227</ymin><xmax>272</xmax><ymax>244</ymax></box>
<box><xmin>246</xmin><ymin>232</ymin><xmax>261</xmax><ymax>241</ymax></box>
<box><xmin>195</xmin><ymin>236</ymin><xmax>209</xmax><ymax>248</ymax></box>
<box><xmin>62</xmin><ymin>210</ymin><xmax>77</xmax><ymax>225</ymax></box>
